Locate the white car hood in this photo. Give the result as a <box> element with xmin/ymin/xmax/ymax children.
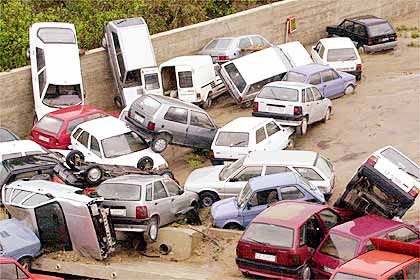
<box><xmin>184</xmin><ymin>165</ymin><xmax>225</xmax><ymax>191</ymax></box>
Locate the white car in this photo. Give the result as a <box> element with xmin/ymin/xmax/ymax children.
<box><xmin>0</xmin><ymin>140</ymin><xmax>46</xmax><ymax>162</ymax></box>
<box><xmin>311</xmin><ymin>37</ymin><xmax>362</xmax><ymax>80</ymax></box>
<box><xmin>211</xmin><ymin>117</ymin><xmax>294</xmax><ymax>164</ymax></box>
<box><xmin>252</xmin><ymin>81</ymin><xmax>332</xmax><ymax>135</ymax></box>
<box><xmin>70</xmin><ymin>116</ymin><xmax>167</xmax><ymax>171</ymax></box>
<box><xmin>28</xmin><ymin>22</ymin><xmax>85</xmax><ymax>122</ymax></box>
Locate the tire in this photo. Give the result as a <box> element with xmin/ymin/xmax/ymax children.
<box><xmin>301</xmin><ymin>265</ymin><xmax>311</xmax><ymax>280</ymax></box>
<box><xmin>137</xmin><ymin>156</ymin><xmax>154</xmax><ymax>171</ymax></box>
<box><xmin>356</xmin><ymin>73</ymin><xmax>362</xmax><ymax>81</ymax></box>
<box><xmin>357</xmin><ymin>44</ymin><xmax>365</xmax><ymax>55</ymax></box>
<box><xmin>144</xmin><ymin>216</ymin><xmax>159</xmax><ymax>243</ymax></box>
<box><xmin>114</xmin><ymin>95</ymin><xmax>123</xmax><ymax>108</ymax></box>
<box><xmin>199</xmin><ymin>191</ymin><xmax>219</xmax><ymax>208</ymax></box>
<box><xmin>240</xmin><ymin>101</ymin><xmax>253</xmax><ymax>109</ymax></box>
<box><xmin>287</xmin><ymin>136</ymin><xmax>295</xmax><ymax>149</ymax></box>
<box><xmin>297</xmin><ymin>117</ymin><xmax>308</xmax><ymax>136</ymax></box>
<box><xmin>203</xmin><ymin>96</ymin><xmax>212</xmax><ymax>109</ymax></box>
<box><xmin>322</xmin><ymin>107</ymin><xmax>331</xmax><ymax>123</ymax></box>
<box><xmin>151</xmin><ymin>134</ymin><xmax>171</xmax><ymax>153</ymax></box>
<box><xmin>66</xmin><ymin>150</ymin><xmax>85</xmax><ymax>169</ymax></box>
<box><xmin>344</xmin><ymin>84</ymin><xmax>355</xmax><ymax>95</ymax></box>
<box><xmin>223</xmin><ymin>223</ymin><xmax>242</xmax><ymax>230</ymax></box>
<box><xmin>18</xmin><ymin>257</ymin><xmax>32</xmax><ymax>271</ymax></box>
<box><xmin>84</xmin><ymin>165</ymin><xmax>104</xmax><ymax>186</ymax></box>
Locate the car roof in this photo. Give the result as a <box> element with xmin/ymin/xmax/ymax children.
<box><xmin>248</xmin><ymin>172</ymin><xmax>300</xmax><ymax>191</ymax></box>
<box><xmin>289</xmin><ymin>63</ymin><xmax>332</xmax><ymax>75</ymax></box>
<box><xmin>46</xmin><ymin>105</ymin><xmax>105</xmax><ymax>121</ymax></box>
<box><xmin>160</xmin><ymin>55</ymin><xmax>213</xmax><ymax>69</ymax></box>
<box><xmin>253</xmin><ymin>201</ymin><xmax>328</xmax><ymax>228</ymax></box>
<box><xmin>245</xmin><ymin>150</ymin><xmax>319</xmax><ymax>166</ymax></box>
<box><xmin>264</xmin><ymin>81</ymin><xmax>311</xmax><ymax>90</ymax></box>
<box><xmin>347</xmin><ymin>15</ymin><xmax>388</xmax><ymax>26</ymax></box>
<box><xmin>76</xmin><ymin>116</ymin><xmax>130</xmax><ymax>140</ymax></box>
<box><xmin>210</xmin><ymin>35</ymin><xmax>262</xmax><ymax>41</ymax></box>
<box><xmin>219</xmin><ymin>117</ymin><xmax>272</xmax><ymax>132</ymax></box>
<box><xmin>101</xmin><ymin>174</ymin><xmax>162</xmax><ymax>185</ymax></box>
<box><xmin>319</xmin><ymin>37</ymin><xmax>355</xmax><ymax>49</ymax></box>
<box><xmin>144</xmin><ymin>94</ymin><xmax>202</xmax><ymax>111</ymax></box>
<box><xmin>330</xmin><ymin>215</ymin><xmax>407</xmax><ymax>239</ymax></box>
<box><xmin>109</xmin><ymin>17</ymin><xmax>145</xmax><ymax>28</ymax></box>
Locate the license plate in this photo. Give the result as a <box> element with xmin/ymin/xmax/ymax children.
<box><xmin>381</xmin><ymin>38</ymin><xmax>389</xmax><ymax>42</ymax></box>
<box><xmin>337</xmin><ymin>67</ymin><xmax>352</xmax><ymax>71</ymax></box>
<box><xmin>110</xmin><ymin>209</ymin><xmax>126</xmax><ymax>216</ymax></box>
<box><xmin>255</xmin><ymin>252</ymin><xmax>276</xmax><ymax>262</ymax></box>
<box><xmin>268</xmin><ymin>106</ymin><xmax>285</xmax><ymax>114</ymax></box>
<box><xmin>39</xmin><ymin>135</ymin><xmax>49</xmax><ymax>142</ymax></box>
<box><xmin>134</xmin><ymin>113</ymin><xmax>144</xmax><ymax>123</ymax></box>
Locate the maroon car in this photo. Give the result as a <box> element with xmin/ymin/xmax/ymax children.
<box><xmin>235</xmin><ymin>201</ymin><xmax>354</xmax><ymax>280</ymax></box>
<box><xmin>312</xmin><ymin>214</ymin><xmax>420</xmax><ymax>279</ymax></box>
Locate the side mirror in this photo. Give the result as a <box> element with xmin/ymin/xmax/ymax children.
<box><xmin>178</xmin><ymin>189</ymin><xmax>184</xmax><ymax>195</ymax></box>
<box><xmin>26</xmin><ymin>47</ymin><xmax>30</xmax><ymax>59</ymax></box>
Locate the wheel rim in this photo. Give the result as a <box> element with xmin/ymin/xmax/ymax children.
<box><xmin>345</xmin><ymin>85</ymin><xmax>354</xmax><ymax>94</ymax></box>
<box><xmin>302</xmin><ymin>267</ymin><xmax>311</xmax><ymax>280</ymax></box>
<box><xmin>87</xmin><ymin>168</ymin><xmax>101</xmax><ymax>182</ymax></box>
<box><xmin>302</xmin><ymin>118</ymin><xmax>308</xmax><ymax>134</ymax></box>
<box><xmin>150</xmin><ymin>222</ymin><xmax>158</xmax><ymax>240</ymax></box>
<box><xmin>202</xmin><ymin>196</ymin><xmax>213</xmax><ymax>207</ymax></box>
<box><xmin>154</xmin><ymin>139</ymin><xmax>167</xmax><ymax>152</ymax></box>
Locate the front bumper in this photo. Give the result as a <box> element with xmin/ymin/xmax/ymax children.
<box><xmin>236</xmin><ymin>257</ymin><xmax>303</xmax><ymax>279</ymax></box>
<box><xmin>252</xmin><ymin>111</ymin><xmax>303</xmax><ymax>126</ymax></box>
<box><xmin>364</xmin><ymin>41</ymin><xmax>397</xmax><ymax>53</ymax></box>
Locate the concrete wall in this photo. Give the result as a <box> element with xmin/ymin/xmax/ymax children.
<box><xmin>0</xmin><ymin>0</ymin><xmax>418</xmax><ymax>137</ymax></box>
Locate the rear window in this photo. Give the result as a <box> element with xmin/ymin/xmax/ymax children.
<box><xmin>35</xmin><ymin>116</ymin><xmax>63</xmax><ymax>135</ymax></box>
<box><xmin>97</xmin><ymin>183</ymin><xmax>141</xmax><ymax>201</ymax></box>
<box><xmin>178</xmin><ymin>71</ymin><xmax>193</xmax><ymax>88</ymax></box>
<box><xmin>283</xmin><ymin>71</ymin><xmax>307</xmax><ymax>83</ymax></box>
<box><xmin>242</xmin><ymin>223</ymin><xmax>294</xmax><ymax>248</ymax></box>
<box><xmin>319</xmin><ymin>233</ymin><xmax>358</xmax><ymax>262</ymax></box>
<box><xmin>205</xmin><ymin>38</ymin><xmax>233</xmax><ymax>50</ymax></box>
<box><xmin>332</xmin><ymin>273</ymin><xmax>374</xmax><ymax>280</ymax></box>
<box><xmin>380</xmin><ymin>148</ymin><xmax>420</xmax><ymax>181</ymax></box>
<box><xmin>37</xmin><ymin>27</ymin><xmax>76</xmax><ymax>44</ymax></box>
<box><xmin>327</xmin><ymin>48</ymin><xmax>357</xmax><ymax>62</ymax></box>
<box><xmin>315</xmin><ymin>155</ymin><xmax>333</xmax><ymax>178</ymax></box>
<box><xmin>224</xmin><ymin>63</ymin><xmax>246</xmax><ymax>93</ymax></box>
<box><xmin>367</xmin><ymin>22</ymin><xmax>395</xmax><ymax>37</ymax></box>
<box><xmin>215</xmin><ymin>132</ymin><xmax>249</xmax><ymax>147</ymax></box>
<box><xmin>144</xmin><ymin>74</ymin><xmax>160</xmax><ymax>90</ymax></box>
<box><xmin>133</xmin><ymin>96</ymin><xmax>161</xmax><ymax>115</ymax></box>
<box><xmin>258</xmin><ymin>86</ymin><xmax>299</xmax><ymax>102</ymax></box>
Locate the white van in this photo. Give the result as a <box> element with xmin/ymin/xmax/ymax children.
<box><xmin>103</xmin><ymin>18</ymin><xmax>162</xmax><ymax>108</ymax></box>
<box><xmin>28</xmin><ymin>22</ymin><xmax>85</xmax><ymax>122</ymax></box>
<box><xmin>159</xmin><ymin>55</ymin><xmax>226</xmax><ymax>108</ymax></box>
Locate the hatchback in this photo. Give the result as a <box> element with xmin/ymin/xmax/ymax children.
<box><xmin>210</xmin><ymin>172</ymin><xmax>325</xmax><ymax>229</ymax></box>
<box><xmin>282</xmin><ymin>64</ymin><xmax>356</xmax><ymax>99</ymax></box>
<box><xmin>236</xmin><ymin>201</ymin><xmax>353</xmax><ymax>280</ymax></box>
<box><xmin>252</xmin><ymin>81</ymin><xmax>332</xmax><ymax>135</ymax></box>
<box><xmin>312</xmin><ymin>215</ymin><xmax>419</xmax><ymax>279</ymax></box>
<box><xmin>127</xmin><ymin>94</ymin><xmax>218</xmax><ymax>152</ymax></box>
<box><xmin>0</xmin><ymin>258</ymin><xmax>63</xmax><ymax>280</ymax></box>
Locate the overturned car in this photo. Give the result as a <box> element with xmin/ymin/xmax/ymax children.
<box><xmin>2</xmin><ymin>180</ymin><xmax>115</xmax><ymax>260</ymax></box>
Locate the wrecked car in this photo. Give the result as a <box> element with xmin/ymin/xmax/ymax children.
<box><xmin>0</xmin><ymin>257</ymin><xmax>63</xmax><ymax>280</ymax></box>
<box><xmin>0</xmin><ymin>140</ymin><xmax>47</xmax><ymax>162</ymax></box>
<box><xmin>2</xmin><ymin>180</ymin><xmax>115</xmax><ymax>260</ymax></box>
<box><xmin>334</xmin><ymin>146</ymin><xmax>420</xmax><ymax>220</ymax></box>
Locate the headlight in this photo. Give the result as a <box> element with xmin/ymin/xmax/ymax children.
<box><xmin>323</xmin><ymin>266</ymin><xmax>334</xmax><ymax>274</ymax></box>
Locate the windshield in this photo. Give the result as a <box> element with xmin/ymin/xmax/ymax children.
<box><xmin>333</xmin><ymin>273</ymin><xmax>374</xmax><ymax>280</ymax></box>
<box><xmin>327</xmin><ymin>48</ymin><xmax>358</xmax><ymax>62</ymax></box>
<box><xmin>215</xmin><ymin>132</ymin><xmax>249</xmax><ymax>147</ymax></box>
<box><xmin>224</xmin><ymin>63</ymin><xmax>246</xmax><ymax>93</ymax></box>
<box><xmin>283</xmin><ymin>71</ymin><xmax>307</xmax><ymax>83</ymax></box>
<box><xmin>205</xmin><ymin>38</ymin><xmax>233</xmax><ymax>50</ymax></box>
<box><xmin>43</xmin><ymin>84</ymin><xmax>82</xmax><ymax>107</ymax></box>
<box><xmin>319</xmin><ymin>233</ymin><xmax>358</xmax><ymax>262</ymax></box>
<box><xmin>237</xmin><ymin>183</ymin><xmax>253</xmax><ymax>208</ymax></box>
<box><xmin>97</xmin><ymin>183</ymin><xmax>141</xmax><ymax>201</ymax></box>
<box><xmin>0</xmin><ymin>162</ymin><xmax>8</xmax><ymax>186</ymax></box>
<box><xmin>133</xmin><ymin>95</ymin><xmax>161</xmax><ymax>115</ymax></box>
<box><xmin>242</xmin><ymin>223</ymin><xmax>294</xmax><ymax>248</ymax></box>
<box><xmin>315</xmin><ymin>155</ymin><xmax>333</xmax><ymax>179</ymax></box>
<box><xmin>144</xmin><ymin>73</ymin><xmax>160</xmax><ymax>90</ymax></box>
<box><xmin>219</xmin><ymin>156</ymin><xmax>245</xmax><ymax>181</ymax></box>
<box><xmin>368</xmin><ymin>22</ymin><xmax>395</xmax><ymax>37</ymax></box>
<box><xmin>37</xmin><ymin>27</ymin><xmax>76</xmax><ymax>44</ymax></box>
<box><xmin>258</xmin><ymin>86</ymin><xmax>299</xmax><ymax>102</ymax></box>
<box><xmin>124</xmin><ymin>70</ymin><xmax>142</xmax><ymax>87</ymax></box>
<box><xmin>380</xmin><ymin>148</ymin><xmax>420</xmax><ymax>181</ymax></box>
<box><xmin>35</xmin><ymin>115</ymin><xmax>63</xmax><ymax>135</ymax></box>
<box><xmin>101</xmin><ymin>132</ymin><xmax>148</xmax><ymax>158</ymax></box>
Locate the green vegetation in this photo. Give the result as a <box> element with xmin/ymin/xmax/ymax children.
<box><xmin>411</xmin><ymin>31</ymin><xmax>419</xmax><ymax>39</ymax></box>
<box><xmin>0</xmin><ymin>0</ymin><xmax>277</xmax><ymax>71</ymax></box>
<box><xmin>186</xmin><ymin>153</ymin><xmax>206</xmax><ymax>170</ymax></box>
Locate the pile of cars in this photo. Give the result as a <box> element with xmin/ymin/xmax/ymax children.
<box><xmin>1</xmin><ymin>12</ymin><xmax>418</xmax><ymax>280</ymax></box>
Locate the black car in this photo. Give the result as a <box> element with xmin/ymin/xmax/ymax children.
<box><xmin>326</xmin><ymin>15</ymin><xmax>397</xmax><ymax>53</ymax></box>
<box><xmin>0</xmin><ymin>128</ymin><xmax>19</xmax><ymax>142</ymax></box>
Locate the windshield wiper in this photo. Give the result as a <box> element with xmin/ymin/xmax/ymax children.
<box><xmin>246</xmin><ymin>237</ymin><xmax>269</xmax><ymax>246</ymax></box>
<box><xmin>230</xmin><ymin>141</ymin><xmax>246</xmax><ymax>147</ymax></box>
<box><xmin>400</xmin><ymin>168</ymin><xmax>420</xmax><ymax>181</ymax></box>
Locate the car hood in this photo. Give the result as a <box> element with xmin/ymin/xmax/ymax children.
<box><xmin>338</xmin><ymin>71</ymin><xmax>357</xmax><ymax>83</ymax></box>
<box><xmin>211</xmin><ymin>197</ymin><xmax>240</xmax><ymax>220</ymax></box>
<box><xmin>184</xmin><ymin>165</ymin><xmax>225</xmax><ymax>191</ymax></box>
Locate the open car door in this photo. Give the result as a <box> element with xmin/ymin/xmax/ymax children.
<box><xmin>141</xmin><ymin>67</ymin><xmax>162</xmax><ymax>95</ymax></box>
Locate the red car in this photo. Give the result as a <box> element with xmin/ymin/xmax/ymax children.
<box><xmin>312</xmin><ymin>215</ymin><xmax>420</xmax><ymax>279</ymax></box>
<box><xmin>31</xmin><ymin>105</ymin><xmax>115</xmax><ymax>149</ymax></box>
<box><xmin>329</xmin><ymin>238</ymin><xmax>419</xmax><ymax>280</ymax></box>
<box><xmin>0</xmin><ymin>257</ymin><xmax>63</xmax><ymax>280</ymax></box>
<box><xmin>236</xmin><ymin>201</ymin><xmax>354</xmax><ymax>280</ymax></box>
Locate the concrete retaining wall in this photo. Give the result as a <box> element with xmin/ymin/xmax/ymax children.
<box><xmin>0</xmin><ymin>0</ymin><xmax>418</xmax><ymax>137</ymax></box>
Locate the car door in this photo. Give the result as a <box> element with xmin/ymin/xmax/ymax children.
<box><xmin>310</xmin><ymin>87</ymin><xmax>326</xmax><ymax>122</ymax></box>
<box><xmin>29</xmin><ymin>28</ymin><xmax>47</xmax><ymax>115</ymax></box>
<box><xmin>302</xmin><ymin>88</ymin><xmax>316</xmax><ymax>124</ymax></box>
<box><xmin>353</xmin><ymin>23</ymin><xmax>367</xmax><ymax>45</ymax></box>
<box><xmin>162</xmin><ymin>178</ymin><xmax>187</xmax><ymax>219</ymax></box>
<box><xmin>162</xmin><ymin>106</ymin><xmax>188</xmax><ymax>144</ymax></box>
<box><xmin>320</xmin><ymin>70</ymin><xmax>344</xmax><ymax>98</ymax></box>
<box><xmin>279</xmin><ymin>185</ymin><xmax>307</xmax><ymax>202</ymax></box>
<box><xmin>224</xmin><ymin>166</ymin><xmax>263</xmax><ymax>197</ymax></box>
<box><xmin>303</xmin><ymin>215</ymin><xmax>325</xmax><ymax>251</ymax></box>
<box><xmin>308</xmin><ymin>72</ymin><xmax>323</xmax><ymax>94</ymax></box>
<box><xmin>241</xmin><ymin>188</ymin><xmax>279</xmax><ymax>226</ymax></box>
<box><xmin>149</xmin><ymin>180</ymin><xmax>173</xmax><ymax>226</ymax></box>
<box><xmin>176</xmin><ymin>66</ymin><xmax>196</xmax><ymax>101</ymax></box>
<box><xmin>238</xmin><ymin>37</ymin><xmax>252</xmax><ymax>56</ymax></box>
<box><xmin>264</xmin><ymin>121</ymin><xmax>290</xmax><ymax>150</ymax></box>
<box><xmin>89</xmin><ymin>135</ymin><xmax>104</xmax><ymax>161</ymax></box>
<box><xmin>338</xmin><ymin>20</ymin><xmax>355</xmax><ymax>39</ymax></box>
<box><xmin>186</xmin><ymin>110</ymin><xmax>218</xmax><ymax>149</ymax></box>
<box><xmin>72</xmin><ymin>130</ymin><xmax>95</xmax><ymax>162</ymax></box>
<box><xmin>253</xmin><ymin>125</ymin><xmax>269</xmax><ymax>151</ymax></box>
<box><xmin>311</xmin><ymin>41</ymin><xmax>325</xmax><ymax>64</ymax></box>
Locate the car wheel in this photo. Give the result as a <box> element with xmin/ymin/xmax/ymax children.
<box><xmin>287</xmin><ymin>136</ymin><xmax>295</xmax><ymax>149</ymax></box>
<box><xmin>322</xmin><ymin>108</ymin><xmax>331</xmax><ymax>123</ymax></box>
<box><xmin>151</xmin><ymin>134</ymin><xmax>171</xmax><ymax>153</ymax></box>
<box><xmin>66</xmin><ymin>150</ymin><xmax>85</xmax><ymax>169</ymax></box>
<box><xmin>137</xmin><ymin>156</ymin><xmax>154</xmax><ymax>171</ymax></box>
<box><xmin>357</xmin><ymin>44</ymin><xmax>365</xmax><ymax>55</ymax></box>
<box><xmin>203</xmin><ymin>96</ymin><xmax>212</xmax><ymax>109</ymax></box>
<box><xmin>114</xmin><ymin>95</ymin><xmax>123</xmax><ymax>108</ymax></box>
<box><xmin>224</xmin><ymin>223</ymin><xmax>242</xmax><ymax>230</ymax></box>
<box><xmin>144</xmin><ymin>216</ymin><xmax>159</xmax><ymax>243</ymax></box>
<box><xmin>240</xmin><ymin>101</ymin><xmax>253</xmax><ymax>109</ymax></box>
<box><xmin>199</xmin><ymin>191</ymin><xmax>219</xmax><ymax>208</ymax></box>
<box><xmin>298</xmin><ymin>117</ymin><xmax>308</xmax><ymax>135</ymax></box>
<box><xmin>85</xmin><ymin>165</ymin><xmax>104</xmax><ymax>186</ymax></box>
<box><xmin>301</xmin><ymin>265</ymin><xmax>311</xmax><ymax>280</ymax></box>
<box><xmin>344</xmin><ymin>84</ymin><xmax>355</xmax><ymax>95</ymax></box>
<box><xmin>18</xmin><ymin>257</ymin><xmax>32</xmax><ymax>271</ymax></box>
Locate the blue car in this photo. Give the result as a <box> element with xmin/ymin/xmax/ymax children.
<box><xmin>210</xmin><ymin>172</ymin><xmax>325</xmax><ymax>230</ymax></box>
<box><xmin>0</xmin><ymin>218</ymin><xmax>41</xmax><ymax>269</ymax></box>
<box><xmin>282</xmin><ymin>63</ymin><xmax>356</xmax><ymax>99</ymax></box>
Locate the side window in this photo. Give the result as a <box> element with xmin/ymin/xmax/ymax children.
<box><xmin>353</xmin><ymin>23</ymin><xmax>366</xmax><ymax>37</ymax></box>
<box><xmin>73</xmin><ymin>127</ymin><xmax>83</xmax><ymax>139</ymax></box>
<box><xmin>299</xmin><ymin>225</ymin><xmax>306</xmax><ymax>246</ymax></box>
<box><xmin>231</xmin><ymin>166</ymin><xmax>263</xmax><ymax>182</ymax></box>
<box><xmin>90</xmin><ymin>136</ymin><xmax>101</xmax><ymax>157</ymax></box>
<box><xmin>295</xmin><ymin>167</ymin><xmax>323</xmax><ymax>181</ymax></box>
<box><xmin>309</xmin><ymin>73</ymin><xmax>321</xmax><ymax>85</ymax></box>
<box><xmin>153</xmin><ymin>181</ymin><xmax>168</xmax><ymax>200</ymax></box>
<box><xmin>388</xmin><ymin>270</ymin><xmax>404</xmax><ymax>280</ymax></box>
<box><xmin>318</xmin><ymin>209</ymin><xmax>339</xmax><ymax>229</ymax></box>
<box><xmin>190</xmin><ymin>111</ymin><xmax>214</xmax><ymax>129</ymax></box>
<box><xmin>406</xmin><ymin>261</ymin><xmax>420</xmax><ymax>280</ymax></box>
<box><xmin>255</xmin><ymin>127</ymin><xmax>267</xmax><ymax>144</ymax></box>
<box><xmin>239</xmin><ymin>38</ymin><xmax>252</xmax><ymax>49</ymax></box>
<box><xmin>265</xmin><ymin>166</ymin><xmax>290</xmax><ymax>175</ymax></box>
<box><xmin>311</xmin><ymin>87</ymin><xmax>322</xmax><ymax>101</ymax></box>
<box><xmin>248</xmin><ymin>188</ymin><xmax>279</xmax><ymax>207</ymax></box>
<box><xmin>280</xmin><ymin>186</ymin><xmax>305</xmax><ymax>200</ymax></box>
<box><xmin>251</xmin><ymin>36</ymin><xmax>268</xmax><ymax>46</ymax></box>
<box><xmin>305</xmin><ymin>89</ymin><xmax>314</xmax><ymax>102</ymax></box>
<box><xmin>38</xmin><ymin>70</ymin><xmax>47</xmax><ymax>96</ymax></box>
<box><xmin>318</xmin><ymin>44</ymin><xmax>325</xmax><ymax>58</ymax></box>
<box><xmin>77</xmin><ymin>131</ymin><xmax>89</xmax><ymax>147</ymax></box>
<box><xmin>66</xmin><ymin>118</ymin><xmax>84</xmax><ymax>134</ymax></box>
<box><xmin>388</xmin><ymin>227</ymin><xmax>419</xmax><ymax>243</ymax></box>
<box><xmin>111</xmin><ymin>31</ymin><xmax>125</xmax><ymax>80</ymax></box>
<box><xmin>321</xmin><ymin>70</ymin><xmax>334</xmax><ymax>82</ymax></box>
<box><xmin>146</xmin><ymin>184</ymin><xmax>152</xmax><ymax>201</ymax></box>
<box><xmin>301</xmin><ymin>89</ymin><xmax>306</xmax><ymax>103</ymax></box>
<box><xmin>265</xmin><ymin>121</ymin><xmax>281</xmax><ymax>137</ymax></box>
<box><xmin>331</xmin><ymin>70</ymin><xmax>340</xmax><ymax>80</ymax></box>
<box><xmin>340</xmin><ymin>20</ymin><xmax>354</xmax><ymax>32</ymax></box>
<box><xmin>164</xmin><ymin>107</ymin><xmax>188</xmax><ymax>124</ymax></box>
<box><xmin>163</xmin><ymin>179</ymin><xmax>181</xmax><ymax>196</ymax></box>
<box><xmin>36</xmin><ymin>47</ymin><xmax>45</xmax><ymax>72</ymax></box>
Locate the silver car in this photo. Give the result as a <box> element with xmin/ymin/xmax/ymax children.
<box><xmin>96</xmin><ymin>175</ymin><xmax>199</xmax><ymax>242</ymax></box>
<box><xmin>198</xmin><ymin>35</ymin><xmax>272</xmax><ymax>64</ymax></box>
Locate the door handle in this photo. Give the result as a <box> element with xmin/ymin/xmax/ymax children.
<box><xmin>154</xmin><ymin>202</ymin><xmax>158</xmax><ymax>205</ymax></box>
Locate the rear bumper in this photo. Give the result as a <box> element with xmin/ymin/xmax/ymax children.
<box><xmin>111</xmin><ymin>216</ymin><xmax>150</xmax><ymax>232</ymax></box>
<box><xmin>345</xmin><ymin>70</ymin><xmax>362</xmax><ymax>79</ymax></box>
<box><xmin>126</xmin><ymin>118</ymin><xmax>156</xmax><ymax>141</ymax></box>
<box><xmin>364</xmin><ymin>41</ymin><xmax>397</xmax><ymax>53</ymax></box>
<box><xmin>236</xmin><ymin>257</ymin><xmax>303</xmax><ymax>279</ymax></box>
<box><xmin>252</xmin><ymin>111</ymin><xmax>303</xmax><ymax>126</ymax></box>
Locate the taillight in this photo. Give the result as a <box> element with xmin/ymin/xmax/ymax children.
<box><xmin>356</xmin><ymin>64</ymin><xmax>362</xmax><ymax>71</ymax></box>
<box><xmin>368</xmin><ymin>39</ymin><xmax>373</xmax><ymax>45</ymax></box>
<box><xmin>209</xmin><ymin>150</ymin><xmax>215</xmax><ymax>159</ymax></box>
<box><xmin>136</xmin><ymin>206</ymin><xmax>149</xmax><ymax>219</ymax></box>
<box><xmin>127</xmin><ymin>111</ymin><xmax>131</xmax><ymax>118</ymax></box>
<box><xmin>147</xmin><ymin>121</ymin><xmax>155</xmax><ymax>131</ymax></box>
<box><xmin>238</xmin><ymin>96</ymin><xmax>243</xmax><ymax>103</ymax></box>
<box><xmin>366</xmin><ymin>155</ymin><xmax>378</xmax><ymax>167</ymax></box>
<box><xmin>253</xmin><ymin>102</ymin><xmax>259</xmax><ymax>112</ymax></box>
<box><xmin>293</xmin><ymin>106</ymin><xmax>302</xmax><ymax>116</ymax></box>
<box><xmin>218</xmin><ymin>55</ymin><xmax>229</xmax><ymax>61</ymax></box>
<box><xmin>83</xmin><ymin>187</ymin><xmax>96</xmax><ymax>195</ymax></box>
<box><xmin>409</xmin><ymin>186</ymin><xmax>419</xmax><ymax>198</ymax></box>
